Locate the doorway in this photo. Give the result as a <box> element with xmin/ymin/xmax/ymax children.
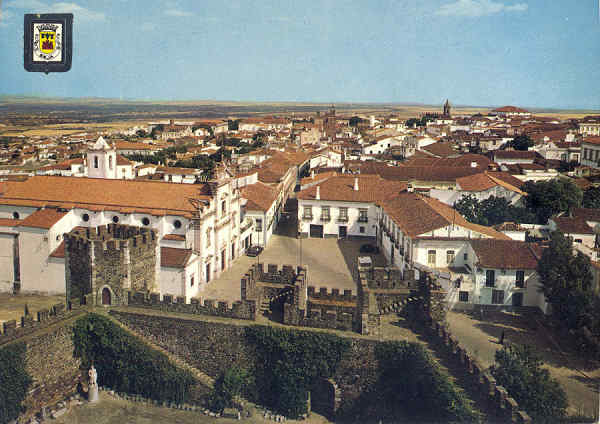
<box><xmin>101</xmin><ymin>287</ymin><xmax>111</xmax><ymax>306</ymax></box>
<box><xmin>338</xmin><ymin>225</ymin><xmax>347</xmax><ymax>238</ymax></box>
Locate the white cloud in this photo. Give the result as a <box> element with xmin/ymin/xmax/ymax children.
<box><xmin>165</xmin><ymin>8</ymin><xmax>193</xmax><ymax>17</ymax></box>
<box><xmin>52</xmin><ymin>2</ymin><xmax>105</xmax><ymax>21</ymax></box>
<box><xmin>436</xmin><ymin>0</ymin><xmax>528</xmax><ymax>17</ymax></box>
<box><xmin>5</xmin><ymin>1</ymin><xmax>105</xmax><ymax>21</ymax></box>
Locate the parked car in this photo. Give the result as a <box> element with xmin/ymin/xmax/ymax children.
<box><xmin>359</xmin><ymin>244</ymin><xmax>379</xmax><ymax>254</ymax></box>
<box><xmin>246</xmin><ymin>245</ymin><xmax>264</xmax><ymax>257</ymax></box>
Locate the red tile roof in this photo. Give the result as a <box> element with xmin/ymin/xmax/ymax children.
<box><xmin>380</xmin><ymin>193</ymin><xmax>511</xmax><ymax>240</ymax></box>
<box><xmin>161</xmin><ymin>247</ymin><xmax>193</xmax><ymax>268</ymax></box>
<box><xmin>19</xmin><ymin>208</ymin><xmax>67</xmax><ymax>229</ymax></box>
<box><xmin>297</xmin><ymin>175</ymin><xmax>406</xmax><ymax>203</ymax></box>
<box><xmin>552</xmin><ymin>216</ymin><xmax>594</xmax><ymax>235</ymax></box>
<box><xmin>49</xmin><ymin>241</ymin><xmax>65</xmax><ymax>258</ymax></box>
<box><xmin>241</xmin><ymin>182</ymin><xmax>278</xmax><ymax>212</ymax></box>
<box><xmin>470</xmin><ymin>239</ymin><xmax>539</xmax><ymax>269</ymax></box>
<box><xmin>0</xmin><ymin>176</ymin><xmax>210</xmax><ymax>218</ymax></box>
<box><xmin>572</xmin><ymin>208</ymin><xmax>600</xmax><ymax>223</ymax></box>
<box><xmin>163</xmin><ymin>234</ymin><xmax>186</xmax><ymax>241</ymax></box>
<box><xmin>0</xmin><ymin>218</ymin><xmax>22</xmax><ymax>227</ymax></box>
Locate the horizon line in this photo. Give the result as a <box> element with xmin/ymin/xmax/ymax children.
<box><xmin>0</xmin><ymin>94</ymin><xmax>599</xmax><ymax>113</ymax></box>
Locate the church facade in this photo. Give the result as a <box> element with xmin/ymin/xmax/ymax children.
<box><xmin>0</xmin><ymin>138</ymin><xmax>252</xmax><ymax>303</ymax></box>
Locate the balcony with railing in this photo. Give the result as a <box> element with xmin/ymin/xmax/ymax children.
<box><xmin>240</xmin><ymin>217</ymin><xmax>253</xmax><ymax>234</ymax></box>
<box><xmin>358</xmin><ymin>216</ymin><xmax>368</xmax><ymax>223</ymax></box>
<box><xmin>302</xmin><ymin>214</ymin><xmax>313</xmax><ymax>221</ymax></box>
<box><xmin>320</xmin><ymin>214</ymin><xmax>331</xmax><ymax>222</ymax></box>
<box><xmin>337</xmin><ymin>215</ymin><xmax>349</xmax><ymax>223</ymax></box>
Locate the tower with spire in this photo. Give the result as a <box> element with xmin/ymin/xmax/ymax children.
<box><xmin>443</xmin><ymin>99</ymin><xmax>451</xmax><ymax>117</ymax></box>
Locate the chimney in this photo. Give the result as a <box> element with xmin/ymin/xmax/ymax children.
<box><xmin>471</xmin><ymin>161</ymin><xmax>477</xmax><ymax>168</ymax></box>
<box><xmin>354</xmin><ymin>177</ymin><xmax>359</xmax><ymax>191</ymax></box>
<box><xmin>311</xmin><ymin>170</ymin><xmax>315</xmax><ymax>179</ymax></box>
<box><xmin>316</xmin><ymin>186</ymin><xmax>320</xmax><ymax>200</ymax></box>
<box><xmin>407</xmin><ymin>184</ymin><xmax>414</xmax><ymax>193</ymax></box>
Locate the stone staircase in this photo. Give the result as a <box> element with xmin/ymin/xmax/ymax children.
<box><xmin>99</xmin><ymin>310</ymin><xmax>214</xmax><ymax>389</ymax></box>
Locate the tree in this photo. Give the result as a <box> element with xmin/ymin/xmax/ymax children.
<box><xmin>453</xmin><ymin>195</ymin><xmax>536</xmax><ymax>226</ymax></box>
<box><xmin>491</xmin><ymin>344</ymin><xmax>567</xmax><ymax>422</ymax></box>
<box><xmin>209</xmin><ymin>367</ymin><xmax>250</xmax><ymax>412</ymax></box>
<box><xmin>537</xmin><ymin>231</ymin><xmax>594</xmax><ymax>331</ymax></box>
<box><xmin>522</xmin><ymin>179</ymin><xmax>582</xmax><ymax>224</ymax></box>
<box><xmin>510</xmin><ymin>134</ymin><xmax>533</xmax><ymax>151</ymax></box>
<box><xmin>583</xmin><ymin>187</ymin><xmax>600</xmax><ymax>209</ymax></box>
<box><xmin>453</xmin><ymin>194</ymin><xmax>480</xmax><ymax>224</ymax></box>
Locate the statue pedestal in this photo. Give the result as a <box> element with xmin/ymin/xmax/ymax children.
<box><xmin>88</xmin><ymin>384</ymin><xmax>99</xmax><ymax>403</ymax></box>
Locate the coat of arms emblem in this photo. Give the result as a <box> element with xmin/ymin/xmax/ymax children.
<box><xmin>33</xmin><ymin>23</ymin><xmax>62</xmax><ymax>61</ymax></box>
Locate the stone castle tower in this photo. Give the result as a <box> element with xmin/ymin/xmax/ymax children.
<box><xmin>65</xmin><ymin>224</ymin><xmax>158</xmax><ymax>306</ymax></box>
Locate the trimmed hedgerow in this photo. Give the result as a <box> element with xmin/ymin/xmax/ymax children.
<box><xmin>341</xmin><ymin>341</ymin><xmax>478</xmax><ymax>423</ymax></box>
<box><xmin>0</xmin><ymin>342</ymin><xmax>32</xmax><ymax>424</ymax></box>
<box><xmin>245</xmin><ymin>325</ymin><xmax>350</xmax><ymax>418</ymax></box>
<box><xmin>72</xmin><ymin>313</ymin><xmax>195</xmax><ymax>404</ymax></box>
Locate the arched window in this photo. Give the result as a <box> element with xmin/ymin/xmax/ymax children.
<box><xmin>12</xmin><ymin>211</ymin><xmax>19</xmax><ymax>219</ymax></box>
<box><xmin>173</xmin><ymin>220</ymin><xmax>182</xmax><ymax>229</ymax></box>
<box><xmin>112</xmin><ymin>216</ymin><xmax>119</xmax><ymax>223</ymax></box>
<box><xmin>142</xmin><ymin>217</ymin><xmax>150</xmax><ymax>226</ymax></box>
<box><xmin>94</xmin><ymin>156</ymin><xmax>99</xmax><ymax>168</ymax></box>
<box><xmin>82</xmin><ymin>213</ymin><xmax>90</xmax><ymax>222</ymax></box>
<box><xmin>108</xmin><ymin>155</ymin><xmax>113</xmax><ymax>170</ymax></box>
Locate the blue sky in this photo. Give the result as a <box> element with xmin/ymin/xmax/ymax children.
<box><xmin>0</xmin><ymin>0</ymin><xmax>599</xmax><ymax>109</ymax></box>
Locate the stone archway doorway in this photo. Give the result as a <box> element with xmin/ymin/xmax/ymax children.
<box><xmin>102</xmin><ymin>287</ymin><xmax>111</xmax><ymax>305</ymax></box>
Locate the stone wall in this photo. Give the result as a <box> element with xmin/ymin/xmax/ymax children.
<box><xmin>22</xmin><ymin>319</ymin><xmax>83</xmax><ymax>417</ymax></box>
<box><xmin>0</xmin><ymin>300</ymin><xmax>82</xmax><ymax>346</ymax></box>
<box><xmin>1</xmin><ymin>303</ymin><xmax>85</xmax><ymax>421</ymax></box>
<box><xmin>108</xmin><ymin>310</ymin><xmax>378</xmax><ymax>417</ymax></box>
<box><xmin>425</xmin><ymin>321</ymin><xmax>531</xmax><ymax>423</ymax></box>
<box><xmin>127</xmin><ymin>290</ymin><xmax>256</xmax><ymax>320</ymax></box>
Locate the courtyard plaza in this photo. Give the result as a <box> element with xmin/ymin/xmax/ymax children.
<box><xmin>202</xmin><ymin>216</ymin><xmax>387</xmax><ymax>302</ymax></box>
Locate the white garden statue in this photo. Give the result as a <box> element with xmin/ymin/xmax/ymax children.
<box><xmin>88</xmin><ymin>364</ymin><xmax>99</xmax><ymax>403</ymax></box>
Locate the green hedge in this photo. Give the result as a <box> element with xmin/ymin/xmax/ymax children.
<box><xmin>72</xmin><ymin>313</ymin><xmax>195</xmax><ymax>404</ymax></box>
<box><xmin>342</xmin><ymin>341</ymin><xmax>478</xmax><ymax>423</ymax></box>
<box><xmin>0</xmin><ymin>342</ymin><xmax>32</xmax><ymax>424</ymax></box>
<box><xmin>245</xmin><ymin>326</ymin><xmax>350</xmax><ymax>418</ymax></box>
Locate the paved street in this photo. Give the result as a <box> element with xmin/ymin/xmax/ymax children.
<box><xmin>446</xmin><ymin>310</ymin><xmax>600</xmax><ymax>418</ymax></box>
<box><xmin>202</xmin><ymin>206</ymin><xmax>387</xmax><ymax>302</ymax></box>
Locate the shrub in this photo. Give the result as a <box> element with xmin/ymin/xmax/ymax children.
<box><xmin>209</xmin><ymin>366</ymin><xmax>251</xmax><ymax>412</ymax></box>
<box><xmin>491</xmin><ymin>344</ymin><xmax>567</xmax><ymax>422</ymax></box>
<box><xmin>72</xmin><ymin>313</ymin><xmax>195</xmax><ymax>404</ymax></box>
<box><xmin>245</xmin><ymin>326</ymin><xmax>350</xmax><ymax>418</ymax></box>
<box><xmin>0</xmin><ymin>342</ymin><xmax>32</xmax><ymax>424</ymax></box>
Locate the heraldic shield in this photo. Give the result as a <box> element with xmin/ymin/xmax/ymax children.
<box><xmin>40</xmin><ymin>30</ymin><xmax>56</xmax><ymax>54</ymax></box>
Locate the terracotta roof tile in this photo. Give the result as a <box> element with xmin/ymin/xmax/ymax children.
<box><xmin>49</xmin><ymin>240</ymin><xmax>65</xmax><ymax>258</ymax></box>
<box><xmin>19</xmin><ymin>208</ymin><xmax>67</xmax><ymax>229</ymax></box>
<box><xmin>161</xmin><ymin>247</ymin><xmax>193</xmax><ymax>268</ymax></box>
<box><xmin>470</xmin><ymin>239</ymin><xmax>539</xmax><ymax>269</ymax></box>
<box><xmin>163</xmin><ymin>234</ymin><xmax>186</xmax><ymax>241</ymax></box>
<box><xmin>241</xmin><ymin>182</ymin><xmax>278</xmax><ymax>212</ymax></box>
<box><xmin>552</xmin><ymin>216</ymin><xmax>594</xmax><ymax>235</ymax></box>
<box><xmin>0</xmin><ymin>218</ymin><xmax>22</xmax><ymax>227</ymax></box>
<box><xmin>0</xmin><ymin>176</ymin><xmax>209</xmax><ymax>218</ymax></box>
<box><xmin>572</xmin><ymin>208</ymin><xmax>600</xmax><ymax>222</ymax></box>
<box><xmin>381</xmin><ymin>193</ymin><xmax>511</xmax><ymax>240</ymax></box>
<box><xmin>297</xmin><ymin>175</ymin><xmax>406</xmax><ymax>203</ymax></box>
